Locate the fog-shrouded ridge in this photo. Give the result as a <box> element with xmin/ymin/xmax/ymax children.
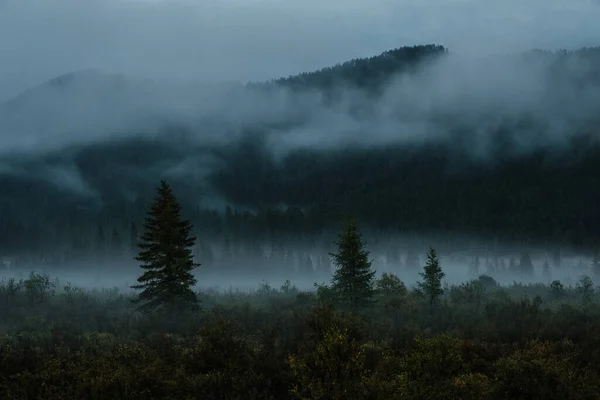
<box><xmin>0</xmin><ymin>45</ymin><xmax>600</xmax><ymax>284</ymax></box>
<box><xmin>2</xmin><ymin>0</ymin><xmax>599</xmax><ymax>101</ymax></box>
<box><xmin>1</xmin><ymin>47</ymin><xmax>599</xmax><ymax>158</ymax></box>
<box><xmin>0</xmin><ymin>45</ymin><xmax>599</xmax><ymax>194</ymax></box>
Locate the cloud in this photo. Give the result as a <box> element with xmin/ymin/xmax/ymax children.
<box><xmin>0</xmin><ymin>0</ymin><xmax>599</xmax><ymax>100</ymax></box>
<box><xmin>0</xmin><ymin>0</ymin><xmax>599</xmax><ymax>201</ymax></box>
<box><xmin>1</xmin><ymin>47</ymin><xmax>599</xmax><ymax>162</ymax></box>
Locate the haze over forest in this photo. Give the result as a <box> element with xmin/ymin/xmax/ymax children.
<box><xmin>1</xmin><ymin>0</ymin><xmax>600</xmax><ymax>291</ymax></box>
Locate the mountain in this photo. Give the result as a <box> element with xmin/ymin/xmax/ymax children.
<box><xmin>1</xmin><ymin>44</ymin><xmax>600</xmax><ymax>262</ymax></box>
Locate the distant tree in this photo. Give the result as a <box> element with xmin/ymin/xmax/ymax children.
<box><xmin>551</xmin><ymin>247</ymin><xmax>562</xmax><ymax>269</ymax></box>
<box><xmin>519</xmin><ymin>252</ymin><xmax>534</xmax><ymax>276</ymax></box>
<box><xmin>576</xmin><ymin>275</ymin><xmax>594</xmax><ymax>304</ymax></box>
<box><xmin>416</xmin><ymin>247</ymin><xmax>445</xmax><ymax>311</ymax></box>
<box><xmin>375</xmin><ymin>272</ymin><xmax>407</xmax><ymax>296</ymax></box>
<box><xmin>476</xmin><ymin>274</ymin><xmax>499</xmax><ymax>289</ymax></box>
<box><xmin>330</xmin><ymin>219</ymin><xmax>376</xmax><ymax>309</ymax></box>
<box><xmin>543</xmin><ymin>260</ymin><xmax>551</xmax><ymax>280</ymax></box>
<box><xmin>550</xmin><ymin>280</ymin><xmax>565</xmax><ymax>299</ymax></box>
<box><xmin>131</xmin><ymin>181</ymin><xmax>200</xmax><ymax>313</ymax></box>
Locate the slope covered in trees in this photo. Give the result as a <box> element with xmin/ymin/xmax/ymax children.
<box><xmin>0</xmin><ymin>45</ymin><xmax>600</xmax><ymax>267</ymax></box>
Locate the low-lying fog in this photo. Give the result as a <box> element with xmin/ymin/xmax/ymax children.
<box><xmin>1</xmin><ymin>246</ymin><xmax>596</xmax><ymax>294</ymax></box>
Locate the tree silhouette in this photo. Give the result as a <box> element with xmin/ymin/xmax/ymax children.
<box><xmin>416</xmin><ymin>247</ymin><xmax>445</xmax><ymax>312</ymax></box>
<box><xmin>519</xmin><ymin>251</ymin><xmax>534</xmax><ymax>277</ymax></box>
<box><xmin>131</xmin><ymin>181</ymin><xmax>199</xmax><ymax>313</ymax></box>
<box><xmin>330</xmin><ymin>219</ymin><xmax>376</xmax><ymax>309</ymax></box>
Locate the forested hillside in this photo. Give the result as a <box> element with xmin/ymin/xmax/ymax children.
<box><xmin>1</xmin><ymin>45</ymin><xmax>600</xmax><ymax>272</ymax></box>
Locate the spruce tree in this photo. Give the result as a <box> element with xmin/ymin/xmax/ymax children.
<box><xmin>131</xmin><ymin>180</ymin><xmax>200</xmax><ymax>313</ymax></box>
<box><xmin>330</xmin><ymin>219</ymin><xmax>376</xmax><ymax>309</ymax></box>
<box><xmin>543</xmin><ymin>260</ymin><xmax>551</xmax><ymax>280</ymax></box>
<box><xmin>519</xmin><ymin>251</ymin><xmax>534</xmax><ymax>276</ymax></box>
<box><xmin>416</xmin><ymin>247</ymin><xmax>445</xmax><ymax>311</ymax></box>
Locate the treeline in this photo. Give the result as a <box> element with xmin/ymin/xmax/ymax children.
<box><xmin>1</xmin><ymin>200</ymin><xmax>599</xmax><ymax>282</ymax></box>
<box><xmin>252</xmin><ymin>44</ymin><xmax>447</xmax><ymax>93</ymax></box>
<box><xmin>3</xmin><ymin>189</ymin><xmax>600</xmax><ymax>398</ymax></box>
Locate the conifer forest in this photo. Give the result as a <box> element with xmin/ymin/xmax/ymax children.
<box><xmin>2</xmin><ymin>4</ymin><xmax>600</xmax><ymax>397</ymax></box>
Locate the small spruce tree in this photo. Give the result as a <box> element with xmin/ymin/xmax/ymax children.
<box><xmin>591</xmin><ymin>250</ymin><xmax>600</xmax><ymax>277</ymax></box>
<box><xmin>131</xmin><ymin>180</ymin><xmax>200</xmax><ymax>313</ymax></box>
<box><xmin>330</xmin><ymin>219</ymin><xmax>376</xmax><ymax>309</ymax></box>
<box><xmin>519</xmin><ymin>251</ymin><xmax>534</xmax><ymax>276</ymax></box>
<box><xmin>543</xmin><ymin>260</ymin><xmax>551</xmax><ymax>280</ymax></box>
<box><xmin>416</xmin><ymin>247</ymin><xmax>445</xmax><ymax>311</ymax></box>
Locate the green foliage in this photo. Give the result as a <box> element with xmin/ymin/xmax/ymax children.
<box><xmin>329</xmin><ymin>220</ymin><xmax>376</xmax><ymax>309</ymax></box>
<box><xmin>289</xmin><ymin>325</ymin><xmax>367</xmax><ymax>400</ymax></box>
<box><xmin>314</xmin><ymin>282</ymin><xmax>336</xmax><ymax>305</ymax></box>
<box><xmin>23</xmin><ymin>272</ymin><xmax>55</xmax><ymax>304</ymax></box>
<box><xmin>263</xmin><ymin>44</ymin><xmax>446</xmax><ymax>94</ymax></box>
<box><xmin>476</xmin><ymin>274</ymin><xmax>499</xmax><ymax>289</ymax></box>
<box><xmin>449</xmin><ymin>279</ymin><xmax>487</xmax><ymax>309</ymax></box>
<box><xmin>280</xmin><ymin>280</ymin><xmax>298</xmax><ymax>294</ymax></box>
<box><xmin>550</xmin><ymin>280</ymin><xmax>566</xmax><ymax>299</ymax></box>
<box><xmin>375</xmin><ymin>272</ymin><xmax>407</xmax><ymax>297</ymax></box>
<box><xmin>375</xmin><ymin>272</ymin><xmax>408</xmax><ymax>309</ymax></box>
<box><xmin>1</xmin><ymin>277</ymin><xmax>23</xmax><ymax>301</ymax></box>
<box><xmin>131</xmin><ymin>180</ymin><xmax>200</xmax><ymax>314</ymax></box>
<box><xmin>62</xmin><ymin>282</ymin><xmax>87</xmax><ymax>305</ymax></box>
<box><xmin>576</xmin><ymin>275</ymin><xmax>594</xmax><ymax>304</ymax></box>
<box><xmin>1</xmin><ymin>273</ymin><xmax>600</xmax><ymax>398</ymax></box>
<box><xmin>257</xmin><ymin>280</ymin><xmax>276</xmax><ymax>295</ymax></box>
<box><xmin>396</xmin><ymin>334</ymin><xmax>466</xmax><ymax>399</ymax></box>
<box><xmin>492</xmin><ymin>340</ymin><xmax>597</xmax><ymax>400</ymax></box>
<box><xmin>416</xmin><ymin>247</ymin><xmax>445</xmax><ymax>311</ymax></box>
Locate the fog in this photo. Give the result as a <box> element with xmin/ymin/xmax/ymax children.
<box><xmin>1</xmin><ymin>48</ymin><xmax>600</xmax><ymax>168</ymax></box>
<box><xmin>0</xmin><ymin>253</ymin><xmax>594</xmax><ymax>294</ymax></box>
<box><xmin>0</xmin><ymin>2</ymin><xmax>597</xmax><ymax>192</ymax></box>
<box><xmin>1</xmin><ymin>235</ymin><xmax>596</xmax><ymax>294</ymax></box>
<box><xmin>1</xmin><ymin>0</ymin><xmax>599</xmax><ymax>102</ymax></box>
<box><xmin>0</xmin><ymin>1</ymin><xmax>599</xmax><ymax>291</ymax></box>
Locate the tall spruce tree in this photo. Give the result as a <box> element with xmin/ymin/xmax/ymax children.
<box><xmin>330</xmin><ymin>219</ymin><xmax>376</xmax><ymax>309</ymax></box>
<box><xmin>416</xmin><ymin>247</ymin><xmax>445</xmax><ymax>311</ymax></box>
<box><xmin>131</xmin><ymin>181</ymin><xmax>200</xmax><ymax>313</ymax></box>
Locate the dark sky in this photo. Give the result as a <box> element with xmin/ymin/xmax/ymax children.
<box><xmin>1</xmin><ymin>0</ymin><xmax>599</xmax><ymax>100</ymax></box>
